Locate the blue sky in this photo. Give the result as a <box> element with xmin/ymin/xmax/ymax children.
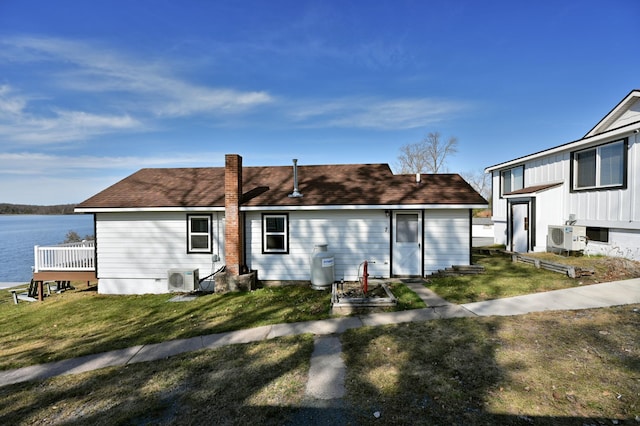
<box><xmin>1</xmin><ymin>0</ymin><xmax>638</xmax><ymax>204</ymax></box>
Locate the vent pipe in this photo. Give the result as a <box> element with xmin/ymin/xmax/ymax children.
<box><xmin>416</xmin><ymin>173</ymin><xmax>421</xmax><ymax>184</ymax></box>
<box><xmin>288</xmin><ymin>159</ymin><xmax>303</xmax><ymax>198</ymax></box>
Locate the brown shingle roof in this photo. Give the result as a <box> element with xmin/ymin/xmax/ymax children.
<box><xmin>504</xmin><ymin>182</ymin><xmax>563</xmax><ymax>196</ymax></box>
<box><xmin>77</xmin><ymin>163</ymin><xmax>486</xmax><ymax>209</ymax></box>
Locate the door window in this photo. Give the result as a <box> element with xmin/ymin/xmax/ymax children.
<box><xmin>396</xmin><ymin>213</ymin><xmax>418</xmax><ymax>243</ymax></box>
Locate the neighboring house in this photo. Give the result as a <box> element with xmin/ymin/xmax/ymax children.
<box><xmin>485</xmin><ymin>90</ymin><xmax>640</xmax><ymax>260</ymax></box>
<box><xmin>471</xmin><ymin>217</ymin><xmax>494</xmax><ymax>247</ymax></box>
<box><xmin>75</xmin><ymin>154</ymin><xmax>487</xmax><ymax>294</ymax></box>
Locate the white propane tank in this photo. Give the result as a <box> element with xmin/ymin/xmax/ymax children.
<box><xmin>310</xmin><ymin>244</ymin><xmax>335</xmax><ymax>290</ymax></box>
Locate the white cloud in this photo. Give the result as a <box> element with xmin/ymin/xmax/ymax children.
<box><xmin>289</xmin><ymin>97</ymin><xmax>470</xmax><ymax>130</ymax></box>
<box><xmin>0</xmin><ymin>151</ymin><xmax>231</xmax><ymax>204</ymax></box>
<box><xmin>0</xmin><ymin>36</ymin><xmax>274</xmax><ymax>146</ymax></box>
<box><xmin>0</xmin><ymin>85</ymin><xmax>28</xmax><ymax>115</ymax></box>
<box><xmin>0</xmin><ymin>83</ymin><xmax>143</xmax><ymax>144</ymax></box>
<box><xmin>0</xmin><ymin>151</ymin><xmax>226</xmax><ymax>176</ymax></box>
<box><xmin>2</xmin><ymin>36</ymin><xmax>273</xmax><ymax>117</ymax></box>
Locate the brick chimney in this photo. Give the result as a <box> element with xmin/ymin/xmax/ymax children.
<box><xmin>224</xmin><ymin>154</ymin><xmax>244</xmax><ymax>276</ymax></box>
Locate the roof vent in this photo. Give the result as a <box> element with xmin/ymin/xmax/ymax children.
<box><xmin>416</xmin><ymin>173</ymin><xmax>421</xmax><ymax>184</ymax></box>
<box><xmin>288</xmin><ymin>159</ymin><xmax>303</xmax><ymax>198</ymax></box>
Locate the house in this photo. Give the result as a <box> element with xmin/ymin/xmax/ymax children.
<box><xmin>485</xmin><ymin>90</ymin><xmax>640</xmax><ymax>260</ymax></box>
<box><xmin>75</xmin><ymin>154</ymin><xmax>487</xmax><ymax>294</ymax></box>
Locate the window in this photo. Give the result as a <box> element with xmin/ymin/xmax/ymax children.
<box><xmin>263</xmin><ymin>214</ymin><xmax>288</xmax><ymax>253</ymax></box>
<box><xmin>396</xmin><ymin>213</ymin><xmax>419</xmax><ymax>243</ymax></box>
<box><xmin>586</xmin><ymin>227</ymin><xmax>609</xmax><ymax>243</ymax></box>
<box><xmin>500</xmin><ymin>165</ymin><xmax>524</xmax><ymax>196</ymax></box>
<box><xmin>187</xmin><ymin>214</ymin><xmax>211</xmax><ymax>253</ymax></box>
<box><xmin>572</xmin><ymin>139</ymin><xmax>627</xmax><ymax>191</ymax></box>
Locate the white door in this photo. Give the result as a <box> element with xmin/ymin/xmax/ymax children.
<box><xmin>511</xmin><ymin>203</ymin><xmax>529</xmax><ymax>253</ymax></box>
<box><xmin>392</xmin><ymin>211</ymin><xmax>422</xmax><ymax>276</ymax></box>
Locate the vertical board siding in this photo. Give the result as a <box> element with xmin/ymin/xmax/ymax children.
<box><xmin>494</xmin><ymin>142</ymin><xmax>640</xmax><ymax>224</ymax></box>
<box><xmin>246</xmin><ymin>210</ymin><xmax>390</xmax><ymax>281</ymax></box>
<box><xmin>96</xmin><ymin>212</ymin><xmax>225</xmax><ymax>293</ymax></box>
<box><xmin>492</xmin><ymin>132</ymin><xmax>639</xmax><ymax>260</ymax></box>
<box><xmin>424</xmin><ymin>209</ymin><xmax>470</xmax><ymax>274</ymax></box>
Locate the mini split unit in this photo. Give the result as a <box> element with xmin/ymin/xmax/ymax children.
<box><xmin>547</xmin><ymin>225</ymin><xmax>587</xmax><ymax>251</ymax></box>
<box><xmin>168</xmin><ymin>269</ymin><xmax>199</xmax><ymax>292</ymax></box>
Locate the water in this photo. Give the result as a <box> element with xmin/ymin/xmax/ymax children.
<box><xmin>0</xmin><ymin>215</ymin><xmax>94</xmax><ymax>283</ymax></box>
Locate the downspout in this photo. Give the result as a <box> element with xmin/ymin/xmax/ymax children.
<box><xmin>631</xmin><ymin>130</ymin><xmax>638</xmax><ymax>223</ymax></box>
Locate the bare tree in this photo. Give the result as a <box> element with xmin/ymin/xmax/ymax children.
<box><xmin>461</xmin><ymin>169</ymin><xmax>491</xmax><ymax>201</ymax></box>
<box><xmin>396</xmin><ymin>132</ymin><xmax>458</xmax><ymax>174</ymax></box>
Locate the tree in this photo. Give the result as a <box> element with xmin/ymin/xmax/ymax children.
<box><xmin>396</xmin><ymin>132</ymin><xmax>458</xmax><ymax>174</ymax></box>
<box><xmin>461</xmin><ymin>169</ymin><xmax>491</xmax><ymax>202</ymax></box>
<box><xmin>461</xmin><ymin>169</ymin><xmax>492</xmax><ymax>216</ymax></box>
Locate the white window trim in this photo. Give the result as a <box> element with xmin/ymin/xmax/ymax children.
<box><xmin>262</xmin><ymin>213</ymin><xmax>288</xmax><ymax>254</ymax></box>
<box><xmin>187</xmin><ymin>214</ymin><xmax>212</xmax><ymax>253</ymax></box>
<box><xmin>573</xmin><ymin>139</ymin><xmax>625</xmax><ymax>191</ymax></box>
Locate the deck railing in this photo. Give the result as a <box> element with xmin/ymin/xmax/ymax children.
<box><xmin>34</xmin><ymin>240</ymin><xmax>95</xmax><ymax>273</ymax></box>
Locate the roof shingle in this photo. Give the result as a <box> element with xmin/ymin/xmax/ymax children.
<box><xmin>77</xmin><ymin>163</ymin><xmax>486</xmax><ymax>209</ymax></box>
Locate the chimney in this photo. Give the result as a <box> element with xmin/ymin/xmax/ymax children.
<box><xmin>224</xmin><ymin>154</ymin><xmax>244</xmax><ymax>276</ymax></box>
<box><xmin>288</xmin><ymin>158</ymin><xmax>303</xmax><ymax>198</ymax></box>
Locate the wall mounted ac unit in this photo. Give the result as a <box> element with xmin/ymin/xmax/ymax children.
<box><xmin>168</xmin><ymin>269</ymin><xmax>199</xmax><ymax>292</ymax></box>
<box><xmin>547</xmin><ymin>225</ymin><xmax>587</xmax><ymax>251</ymax></box>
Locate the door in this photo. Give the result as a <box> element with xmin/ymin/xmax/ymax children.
<box><xmin>511</xmin><ymin>202</ymin><xmax>529</xmax><ymax>253</ymax></box>
<box><xmin>392</xmin><ymin>211</ymin><xmax>422</xmax><ymax>276</ymax></box>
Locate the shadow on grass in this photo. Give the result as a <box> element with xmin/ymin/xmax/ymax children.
<box><xmin>0</xmin><ymin>335</ymin><xmax>316</xmax><ymax>425</ymax></box>
<box><xmin>1</xmin><ymin>307</ymin><xmax>638</xmax><ymax>425</ymax></box>
<box><xmin>427</xmin><ymin>252</ymin><xmax>582</xmax><ymax>304</ymax></box>
<box><xmin>342</xmin><ymin>317</ymin><xmax>504</xmax><ymax>424</ymax></box>
<box><xmin>0</xmin><ymin>285</ymin><xmax>333</xmax><ymax>370</ymax></box>
<box><xmin>339</xmin><ymin>310</ymin><xmax>640</xmax><ymax>425</ymax></box>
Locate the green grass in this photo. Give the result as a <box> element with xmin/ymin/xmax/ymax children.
<box><xmin>427</xmin><ymin>252</ymin><xmax>591</xmax><ymax>304</ymax></box>
<box><xmin>2</xmin><ymin>306</ymin><xmax>638</xmax><ymax>425</ymax></box>
<box><xmin>0</xmin><ymin>335</ymin><xmax>315</xmax><ymax>425</ymax></box>
<box><xmin>0</xmin><ymin>281</ymin><xmax>423</xmax><ymax>371</ymax></box>
<box><xmin>341</xmin><ymin>305</ymin><xmax>640</xmax><ymax>424</ymax></box>
<box><xmin>0</xmin><ymin>285</ymin><xmax>332</xmax><ymax>370</ymax></box>
<box><xmin>387</xmin><ymin>281</ymin><xmax>426</xmax><ymax>310</ymax></box>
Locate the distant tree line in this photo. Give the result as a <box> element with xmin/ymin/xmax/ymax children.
<box><xmin>0</xmin><ymin>203</ymin><xmax>78</xmax><ymax>215</ymax></box>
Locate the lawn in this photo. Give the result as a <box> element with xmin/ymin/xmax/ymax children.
<box><xmin>341</xmin><ymin>304</ymin><xmax>640</xmax><ymax>425</ymax></box>
<box><xmin>426</xmin><ymin>251</ymin><xmax>640</xmax><ymax>304</ymax></box>
<box><xmin>0</xmin><ymin>282</ymin><xmax>423</xmax><ymax>371</ymax></box>
<box><xmin>3</xmin><ymin>251</ymin><xmax>636</xmax><ymax>371</ymax></box>
<box><xmin>1</xmin><ymin>305</ymin><xmax>638</xmax><ymax>425</ymax></box>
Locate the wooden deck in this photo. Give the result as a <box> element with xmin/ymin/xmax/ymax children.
<box><xmin>33</xmin><ymin>241</ymin><xmax>97</xmax><ymax>285</ymax></box>
<box><xmin>32</xmin><ymin>270</ymin><xmax>97</xmax><ymax>282</ymax></box>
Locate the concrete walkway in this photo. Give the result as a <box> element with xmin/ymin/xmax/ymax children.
<box><xmin>0</xmin><ymin>278</ymin><xmax>639</xmax><ymax>389</ymax></box>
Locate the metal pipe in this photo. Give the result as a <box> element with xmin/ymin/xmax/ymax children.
<box><xmin>363</xmin><ymin>260</ymin><xmax>368</xmax><ymax>294</ymax></box>
<box><xmin>288</xmin><ymin>159</ymin><xmax>303</xmax><ymax>198</ymax></box>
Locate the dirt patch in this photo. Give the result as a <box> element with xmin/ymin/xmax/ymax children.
<box><xmin>524</xmin><ymin>253</ymin><xmax>640</xmax><ymax>284</ymax></box>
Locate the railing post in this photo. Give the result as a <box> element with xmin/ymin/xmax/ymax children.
<box><xmin>34</xmin><ymin>245</ymin><xmax>40</xmax><ymax>273</ymax></box>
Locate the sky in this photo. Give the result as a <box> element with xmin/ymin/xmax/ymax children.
<box><xmin>1</xmin><ymin>0</ymin><xmax>639</xmax><ymax>205</ymax></box>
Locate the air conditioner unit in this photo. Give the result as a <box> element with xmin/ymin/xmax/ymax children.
<box><xmin>547</xmin><ymin>225</ymin><xmax>587</xmax><ymax>251</ymax></box>
<box><xmin>168</xmin><ymin>269</ymin><xmax>199</xmax><ymax>292</ymax></box>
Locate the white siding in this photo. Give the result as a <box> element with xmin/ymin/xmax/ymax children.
<box><xmin>609</xmin><ymin>99</ymin><xmax>640</xmax><ymax>130</ymax></box>
<box><xmin>95</xmin><ymin>212</ymin><xmax>225</xmax><ymax>294</ymax></box>
<box><xmin>424</xmin><ymin>209</ymin><xmax>470</xmax><ymax>274</ymax></box>
<box><xmin>533</xmin><ymin>186</ymin><xmax>564</xmax><ymax>252</ymax></box>
<box><xmin>95</xmin><ymin>208</ymin><xmax>477</xmax><ymax>292</ymax></box>
<box><xmin>584</xmin><ymin>228</ymin><xmax>640</xmax><ymax>260</ymax></box>
<box><xmin>490</xmin><ymin>131</ymin><xmax>640</xmax><ymax>260</ymax></box>
<box><xmin>246</xmin><ymin>210</ymin><xmax>390</xmax><ymax>281</ymax></box>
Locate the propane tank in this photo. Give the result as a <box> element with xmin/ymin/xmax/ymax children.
<box><xmin>310</xmin><ymin>244</ymin><xmax>335</xmax><ymax>290</ymax></box>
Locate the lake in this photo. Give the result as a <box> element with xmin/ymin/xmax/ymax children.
<box><xmin>0</xmin><ymin>215</ymin><xmax>94</xmax><ymax>283</ymax></box>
